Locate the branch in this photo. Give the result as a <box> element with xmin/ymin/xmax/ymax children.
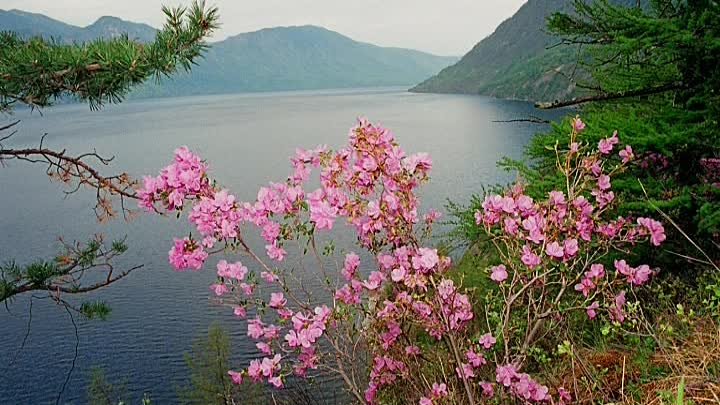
<box><xmin>0</xmin><ymin>141</ymin><xmax>139</xmax><ymax>221</ymax></box>
<box><xmin>493</xmin><ymin>116</ymin><xmax>550</xmax><ymax>125</ymax></box>
<box><xmin>12</xmin><ymin>264</ymin><xmax>143</xmax><ymax>297</ymax></box>
<box><xmin>535</xmin><ymin>82</ymin><xmax>684</xmax><ymax>109</ymax></box>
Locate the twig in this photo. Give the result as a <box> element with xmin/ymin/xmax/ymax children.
<box><xmin>55</xmin><ymin>303</ymin><xmax>79</xmax><ymax>405</ymax></box>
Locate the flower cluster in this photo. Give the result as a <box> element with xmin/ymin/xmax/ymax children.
<box><xmin>470</xmin><ymin>118</ymin><xmax>666</xmax><ymax>403</ymax></box>
<box><xmin>141</xmin><ymin>119</ymin><xmax>469</xmax><ymax>402</ymax></box>
<box><xmin>142</xmin><ymin>117</ymin><xmax>666</xmax><ymax>405</ymax></box>
<box><xmin>138</xmin><ymin>146</ymin><xmax>211</xmax><ymax>211</ymax></box>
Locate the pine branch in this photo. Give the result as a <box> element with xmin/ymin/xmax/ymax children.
<box><xmin>0</xmin><ymin>0</ymin><xmax>220</xmax><ymax>111</ymax></box>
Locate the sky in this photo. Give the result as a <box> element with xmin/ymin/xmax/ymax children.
<box><xmin>2</xmin><ymin>0</ymin><xmax>527</xmax><ymax>56</ymax></box>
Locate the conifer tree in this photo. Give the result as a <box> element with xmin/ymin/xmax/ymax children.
<box><xmin>510</xmin><ymin>0</ymin><xmax>720</xmax><ymax>282</ymax></box>
<box><xmin>0</xmin><ymin>1</ymin><xmax>218</xmax><ymax>311</ymax></box>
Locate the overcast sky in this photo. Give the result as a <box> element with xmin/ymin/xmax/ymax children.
<box><xmin>3</xmin><ymin>0</ymin><xmax>527</xmax><ymax>56</ymax></box>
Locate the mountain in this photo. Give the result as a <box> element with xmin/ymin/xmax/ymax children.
<box><xmin>410</xmin><ymin>0</ymin><xmax>640</xmax><ymax>102</ymax></box>
<box><xmin>0</xmin><ymin>9</ymin><xmax>457</xmax><ymax>97</ymax></box>
<box><xmin>137</xmin><ymin>25</ymin><xmax>458</xmax><ymax>97</ymax></box>
<box><xmin>0</xmin><ymin>9</ymin><xmax>156</xmax><ymax>42</ymax></box>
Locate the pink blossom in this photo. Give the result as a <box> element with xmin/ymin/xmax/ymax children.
<box><xmin>572</xmin><ymin>116</ymin><xmax>585</xmax><ymax>133</ymax></box>
<box><xmin>586</xmin><ymin>301</ymin><xmax>600</xmax><ymax>319</ymax></box>
<box><xmin>563</xmin><ymin>238</ymin><xmax>579</xmax><ymax>258</ymax></box>
<box><xmin>490</xmin><ymin>265</ymin><xmax>509</xmax><ymax>283</ymax></box>
<box><xmin>228</xmin><ymin>370</ymin><xmax>243</xmax><ymax>385</ymax></box>
<box><xmin>480</xmin><ymin>382</ymin><xmax>495</xmax><ymax>397</ymax></box>
<box><xmin>265</xmin><ymin>243</ymin><xmax>287</xmax><ymax>262</ymax></box>
<box><xmin>619</xmin><ymin>145</ymin><xmax>634</xmax><ymax>163</ymax></box>
<box><xmin>210</xmin><ymin>283</ymin><xmax>228</xmax><ymax>296</ymax></box>
<box><xmin>637</xmin><ymin>217</ymin><xmax>666</xmax><ymax>246</ymax></box>
<box><xmin>610</xmin><ymin>291</ymin><xmax>627</xmax><ymax>323</ymax></box>
<box><xmin>479</xmin><ymin>333</ymin><xmax>497</xmax><ymax>349</ymax></box>
<box><xmin>456</xmin><ymin>362</ymin><xmax>475</xmax><ymax>380</ymax></box>
<box><xmin>466</xmin><ymin>349</ymin><xmax>487</xmax><ymax>368</ymax></box>
<box><xmin>496</xmin><ymin>364</ymin><xmax>517</xmax><ymax>387</ymax></box>
<box><xmin>412</xmin><ymin>248</ymin><xmax>439</xmax><ymax>271</ymax></box>
<box><xmin>233</xmin><ymin>306</ymin><xmax>247</xmax><ymax>318</ymax></box>
<box><xmin>574</xmin><ymin>278</ymin><xmax>595</xmax><ymax>297</ymax></box>
<box><xmin>261</xmin><ymin>271</ymin><xmax>279</xmax><ymax>283</ymax></box>
<box><xmin>405</xmin><ymin>345</ymin><xmax>421</xmax><ymax>356</ymax></box>
<box><xmin>168</xmin><ymin>237</ymin><xmax>208</xmax><ymax>271</ymax></box>
<box><xmin>269</xmin><ymin>292</ymin><xmax>287</xmax><ymax>309</ymax></box>
<box><xmin>598</xmin><ymin>131</ymin><xmax>620</xmax><ymax>154</ymax></box>
<box><xmin>363</xmin><ymin>271</ymin><xmax>386</xmax><ymax>290</ymax></box>
<box><xmin>597</xmin><ymin>174</ymin><xmax>611</xmax><ymax>191</ymax></box>
<box><xmin>545</xmin><ymin>241</ymin><xmax>565</xmax><ymax>259</ymax></box>
<box><xmin>521</xmin><ymin>245</ymin><xmax>541</xmax><ymax>269</ymax></box>
<box><xmin>431</xmin><ymin>383</ymin><xmax>448</xmax><ymax>398</ymax></box>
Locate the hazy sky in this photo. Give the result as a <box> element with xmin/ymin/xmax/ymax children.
<box><xmin>3</xmin><ymin>0</ymin><xmax>527</xmax><ymax>56</ymax></box>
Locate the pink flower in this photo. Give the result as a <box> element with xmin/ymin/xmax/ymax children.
<box><xmin>308</xmin><ymin>193</ymin><xmax>337</xmax><ymax>230</ymax></box>
<box><xmin>412</xmin><ymin>248</ymin><xmax>439</xmax><ymax>271</ymax></box>
<box><xmin>521</xmin><ymin>245</ymin><xmax>541</xmax><ymax>269</ymax></box>
<box><xmin>210</xmin><ymin>283</ymin><xmax>228</xmax><ymax>296</ymax></box>
<box><xmin>456</xmin><ymin>362</ymin><xmax>475</xmax><ymax>380</ymax></box>
<box><xmin>261</xmin><ymin>271</ymin><xmax>279</xmax><ymax>283</ymax></box>
<box><xmin>405</xmin><ymin>345</ymin><xmax>421</xmax><ymax>356</ymax></box>
<box><xmin>431</xmin><ymin>383</ymin><xmax>448</xmax><ymax>398</ymax></box>
<box><xmin>587</xmin><ymin>263</ymin><xmax>605</xmax><ymax>280</ymax></box>
<box><xmin>572</xmin><ymin>116</ymin><xmax>585</xmax><ymax>133</ymax></box>
<box><xmin>228</xmin><ymin>370</ymin><xmax>243</xmax><ymax>385</ymax></box>
<box><xmin>363</xmin><ymin>271</ymin><xmax>386</xmax><ymax>290</ymax></box>
<box><xmin>597</xmin><ymin>174</ymin><xmax>611</xmax><ymax>191</ymax></box>
<box><xmin>480</xmin><ymin>381</ymin><xmax>495</xmax><ymax>397</ymax></box>
<box><xmin>268</xmin><ymin>376</ymin><xmax>283</xmax><ymax>388</ymax></box>
<box><xmin>466</xmin><ymin>349</ymin><xmax>487</xmax><ymax>368</ymax></box>
<box><xmin>563</xmin><ymin>238</ymin><xmax>579</xmax><ymax>258</ymax></box>
<box><xmin>587</xmin><ymin>301</ymin><xmax>600</xmax><ymax>319</ymax></box>
<box><xmin>266</xmin><ymin>243</ymin><xmax>287</xmax><ymax>262</ymax></box>
<box><xmin>545</xmin><ymin>241</ymin><xmax>565</xmax><ymax>259</ymax></box>
<box><xmin>615</xmin><ymin>259</ymin><xmax>653</xmax><ymax>286</ymax></box>
<box><xmin>619</xmin><ymin>145</ymin><xmax>634</xmax><ymax>163</ymax></box>
<box><xmin>490</xmin><ymin>265</ymin><xmax>508</xmax><ymax>283</ymax></box>
<box><xmin>559</xmin><ymin>387</ymin><xmax>572</xmax><ymax>405</ymax></box>
<box><xmin>424</xmin><ymin>209</ymin><xmax>442</xmax><ymax>223</ymax></box>
<box><xmin>574</xmin><ymin>278</ymin><xmax>595</xmax><ymax>297</ymax></box>
<box><xmin>496</xmin><ymin>364</ymin><xmax>517</xmax><ymax>387</ymax></box>
<box><xmin>168</xmin><ymin>237</ymin><xmax>208</xmax><ymax>271</ymax></box>
<box><xmin>419</xmin><ymin>397</ymin><xmax>433</xmax><ymax>405</ymax></box>
<box><xmin>637</xmin><ymin>217</ymin><xmax>666</xmax><ymax>246</ymax></box>
<box><xmin>610</xmin><ymin>291</ymin><xmax>627</xmax><ymax>323</ymax></box>
<box><xmin>479</xmin><ymin>333</ymin><xmax>497</xmax><ymax>349</ymax></box>
<box><xmin>549</xmin><ymin>191</ymin><xmax>566</xmax><ymax>206</ymax></box>
<box><xmin>598</xmin><ymin>131</ymin><xmax>619</xmax><ymax>154</ymax></box>
<box><xmin>256</xmin><ymin>342</ymin><xmax>272</xmax><ymax>355</ymax></box>
<box><xmin>269</xmin><ymin>292</ymin><xmax>287</xmax><ymax>309</ymax></box>
<box><xmin>233</xmin><ymin>306</ymin><xmax>247</xmax><ymax>318</ymax></box>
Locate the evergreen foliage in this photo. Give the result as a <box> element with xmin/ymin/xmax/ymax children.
<box><xmin>0</xmin><ymin>1</ymin><xmax>219</xmax><ymax>111</ymax></box>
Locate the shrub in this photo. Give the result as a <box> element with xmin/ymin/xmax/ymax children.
<box><xmin>139</xmin><ymin>118</ymin><xmax>665</xmax><ymax>404</ymax></box>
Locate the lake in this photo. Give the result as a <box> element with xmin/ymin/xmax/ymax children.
<box><xmin>0</xmin><ymin>88</ymin><xmax>564</xmax><ymax>404</ymax></box>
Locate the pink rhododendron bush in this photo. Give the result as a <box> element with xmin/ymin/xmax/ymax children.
<box><xmin>139</xmin><ymin>118</ymin><xmax>665</xmax><ymax>404</ymax></box>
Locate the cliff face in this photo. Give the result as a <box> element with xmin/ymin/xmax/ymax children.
<box><xmin>411</xmin><ymin>0</ymin><xmax>641</xmax><ymax>102</ymax></box>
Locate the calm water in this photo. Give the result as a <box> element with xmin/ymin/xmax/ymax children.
<box><xmin>0</xmin><ymin>88</ymin><xmax>564</xmax><ymax>404</ymax></box>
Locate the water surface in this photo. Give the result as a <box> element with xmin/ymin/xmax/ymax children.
<box><xmin>0</xmin><ymin>88</ymin><xmax>563</xmax><ymax>404</ymax></box>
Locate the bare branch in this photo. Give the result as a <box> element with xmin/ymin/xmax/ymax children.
<box><xmin>535</xmin><ymin>81</ymin><xmax>685</xmax><ymax>109</ymax></box>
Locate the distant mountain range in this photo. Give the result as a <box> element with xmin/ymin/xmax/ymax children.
<box><xmin>411</xmin><ymin>0</ymin><xmax>642</xmax><ymax>102</ymax></box>
<box><xmin>0</xmin><ymin>9</ymin><xmax>457</xmax><ymax>97</ymax></box>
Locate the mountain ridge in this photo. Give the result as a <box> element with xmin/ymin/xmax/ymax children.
<box><xmin>0</xmin><ymin>9</ymin><xmax>457</xmax><ymax>97</ymax></box>
<box><xmin>410</xmin><ymin>0</ymin><xmax>642</xmax><ymax>102</ymax></box>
